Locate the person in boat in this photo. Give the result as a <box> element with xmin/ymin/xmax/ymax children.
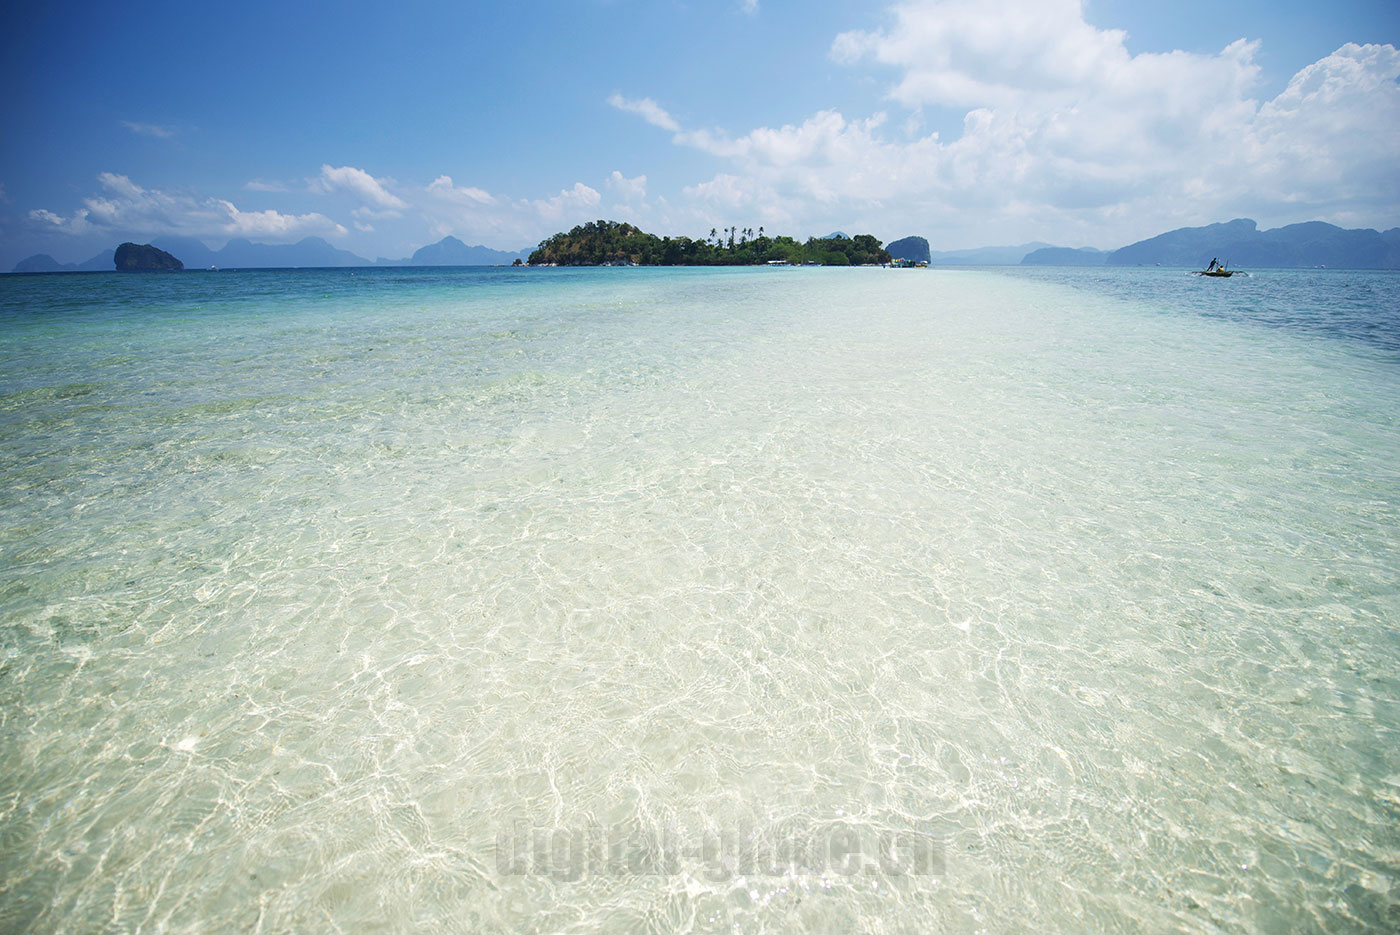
<box><xmin>1207</xmin><ymin>258</ymin><xmax>1219</xmax><ymax>272</ymax></box>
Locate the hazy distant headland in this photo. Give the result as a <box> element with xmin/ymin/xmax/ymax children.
<box><xmin>8</xmin><ymin>235</ymin><xmax>531</xmax><ymax>273</ymax></box>
<box><xmin>9</xmin><ymin>217</ymin><xmax>1400</xmax><ymax>273</ymax></box>
<box><xmin>1021</xmin><ymin>219</ymin><xmax>1400</xmax><ymax>269</ymax></box>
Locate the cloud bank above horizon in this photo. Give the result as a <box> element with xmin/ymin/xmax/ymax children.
<box><xmin>8</xmin><ymin>0</ymin><xmax>1398</xmax><ymax>262</ymax></box>
<box><xmin>611</xmin><ymin>0</ymin><xmax>1399</xmax><ymax>247</ymax></box>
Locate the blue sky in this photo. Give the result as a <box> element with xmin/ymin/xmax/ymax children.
<box><xmin>2</xmin><ymin>0</ymin><xmax>1397</xmax><ymax>267</ymax></box>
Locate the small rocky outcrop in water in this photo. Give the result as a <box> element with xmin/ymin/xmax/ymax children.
<box><xmin>887</xmin><ymin>236</ymin><xmax>931</xmax><ymax>264</ymax></box>
<box><xmin>114</xmin><ymin>242</ymin><xmax>183</xmax><ymax>271</ymax></box>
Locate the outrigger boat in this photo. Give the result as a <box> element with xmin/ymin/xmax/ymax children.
<box><xmin>1199</xmin><ymin>258</ymin><xmax>1236</xmax><ymax>277</ymax></box>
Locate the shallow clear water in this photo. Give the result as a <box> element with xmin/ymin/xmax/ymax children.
<box><xmin>1</xmin><ymin>266</ymin><xmax>1398</xmax><ymax>933</ymax></box>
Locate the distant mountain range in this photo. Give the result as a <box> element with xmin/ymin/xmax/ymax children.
<box><xmin>1019</xmin><ymin>246</ymin><xmax>1109</xmax><ymax>266</ymax></box>
<box><xmin>11</xmin><ymin>220</ymin><xmax>1400</xmax><ymax>273</ymax></box>
<box><xmin>140</xmin><ymin>236</ymin><xmax>370</xmax><ymax>269</ymax></box>
<box><xmin>1021</xmin><ymin>219</ymin><xmax>1400</xmax><ymax>268</ymax></box>
<box><xmin>928</xmin><ymin>242</ymin><xmax>1054</xmax><ymax>265</ymax></box>
<box><xmin>391</xmin><ymin>235</ymin><xmax>527</xmax><ymax>267</ymax></box>
<box><xmin>8</xmin><ymin>235</ymin><xmax>531</xmax><ymax>272</ymax></box>
<box><xmin>11</xmin><ymin>250</ymin><xmax>115</xmax><ymax>273</ymax></box>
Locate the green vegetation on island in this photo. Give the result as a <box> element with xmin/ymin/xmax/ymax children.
<box><xmin>527</xmin><ymin>221</ymin><xmax>892</xmax><ymax>267</ymax></box>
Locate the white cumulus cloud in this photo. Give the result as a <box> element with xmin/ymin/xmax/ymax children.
<box><xmin>426</xmin><ymin>175</ymin><xmax>497</xmax><ymax>206</ymax></box>
<box><xmin>615</xmin><ymin>0</ymin><xmax>1400</xmax><ymax>245</ymax></box>
<box><xmin>416</xmin><ymin>175</ymin><xmax>610</xmax><ymax>247</ymax></box>
<box><xmin>29</xmin><ymin>207</ymin><xmax>91</xmax><ymax>235</ymax></box>
<box><xmin>608</xmin><ymin>94</ymin><xmax>681</xmax><ymax>132</ymax></box>
<box><xmin>606</xmin><ymin>171</ymin><xmax>648</xmax><ymax>201</ymax></box>
<box><xmin>29</xmin><ymin>173</ymin><xmax>347</xmax><ymax>241</ymax></box>
<box><xmin>832</xmin><ymin>0</ymin><xmax>1136</xmax><ymax>109</ymax></box>
<box><xmin>218</xmin><ymin>201</ymin><xmax>347</xmax><ymax>238</ymax></box>
<box><xmin>534</xmin><ymin>182</ymin><xmax>602</xmax><ymax>219</ymax></box>
<box><xmin>121</xmin><ymin>120</ymin><xmax>176</xmax><ymax>139</ymax></box>
<box><xmin>314</xmin><ymin>164</ymin><xmax>407</xmax><ymax>212</ymax></box>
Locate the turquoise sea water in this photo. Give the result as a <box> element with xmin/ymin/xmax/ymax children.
<box><xmin>1</xmin><ymin>266</ymin><xmax>1398</xmax><ymax>933</ymax></box>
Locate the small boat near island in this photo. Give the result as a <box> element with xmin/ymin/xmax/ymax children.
<box><xmin>1199</xmin><ymin>257</ymin><xmax>1238</xmax><ymax>277</ymax></box>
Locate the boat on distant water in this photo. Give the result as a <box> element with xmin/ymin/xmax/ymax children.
<box><xmin>1199</xmin><ymin>258</ymin><xmax>1237</xmax><ymax>277</ymax></box>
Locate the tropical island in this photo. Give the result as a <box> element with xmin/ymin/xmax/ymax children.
<box><xmin>526</xmin><ymin>220</ymin><xmax>892</xmax><ymax>267</ymax></box>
